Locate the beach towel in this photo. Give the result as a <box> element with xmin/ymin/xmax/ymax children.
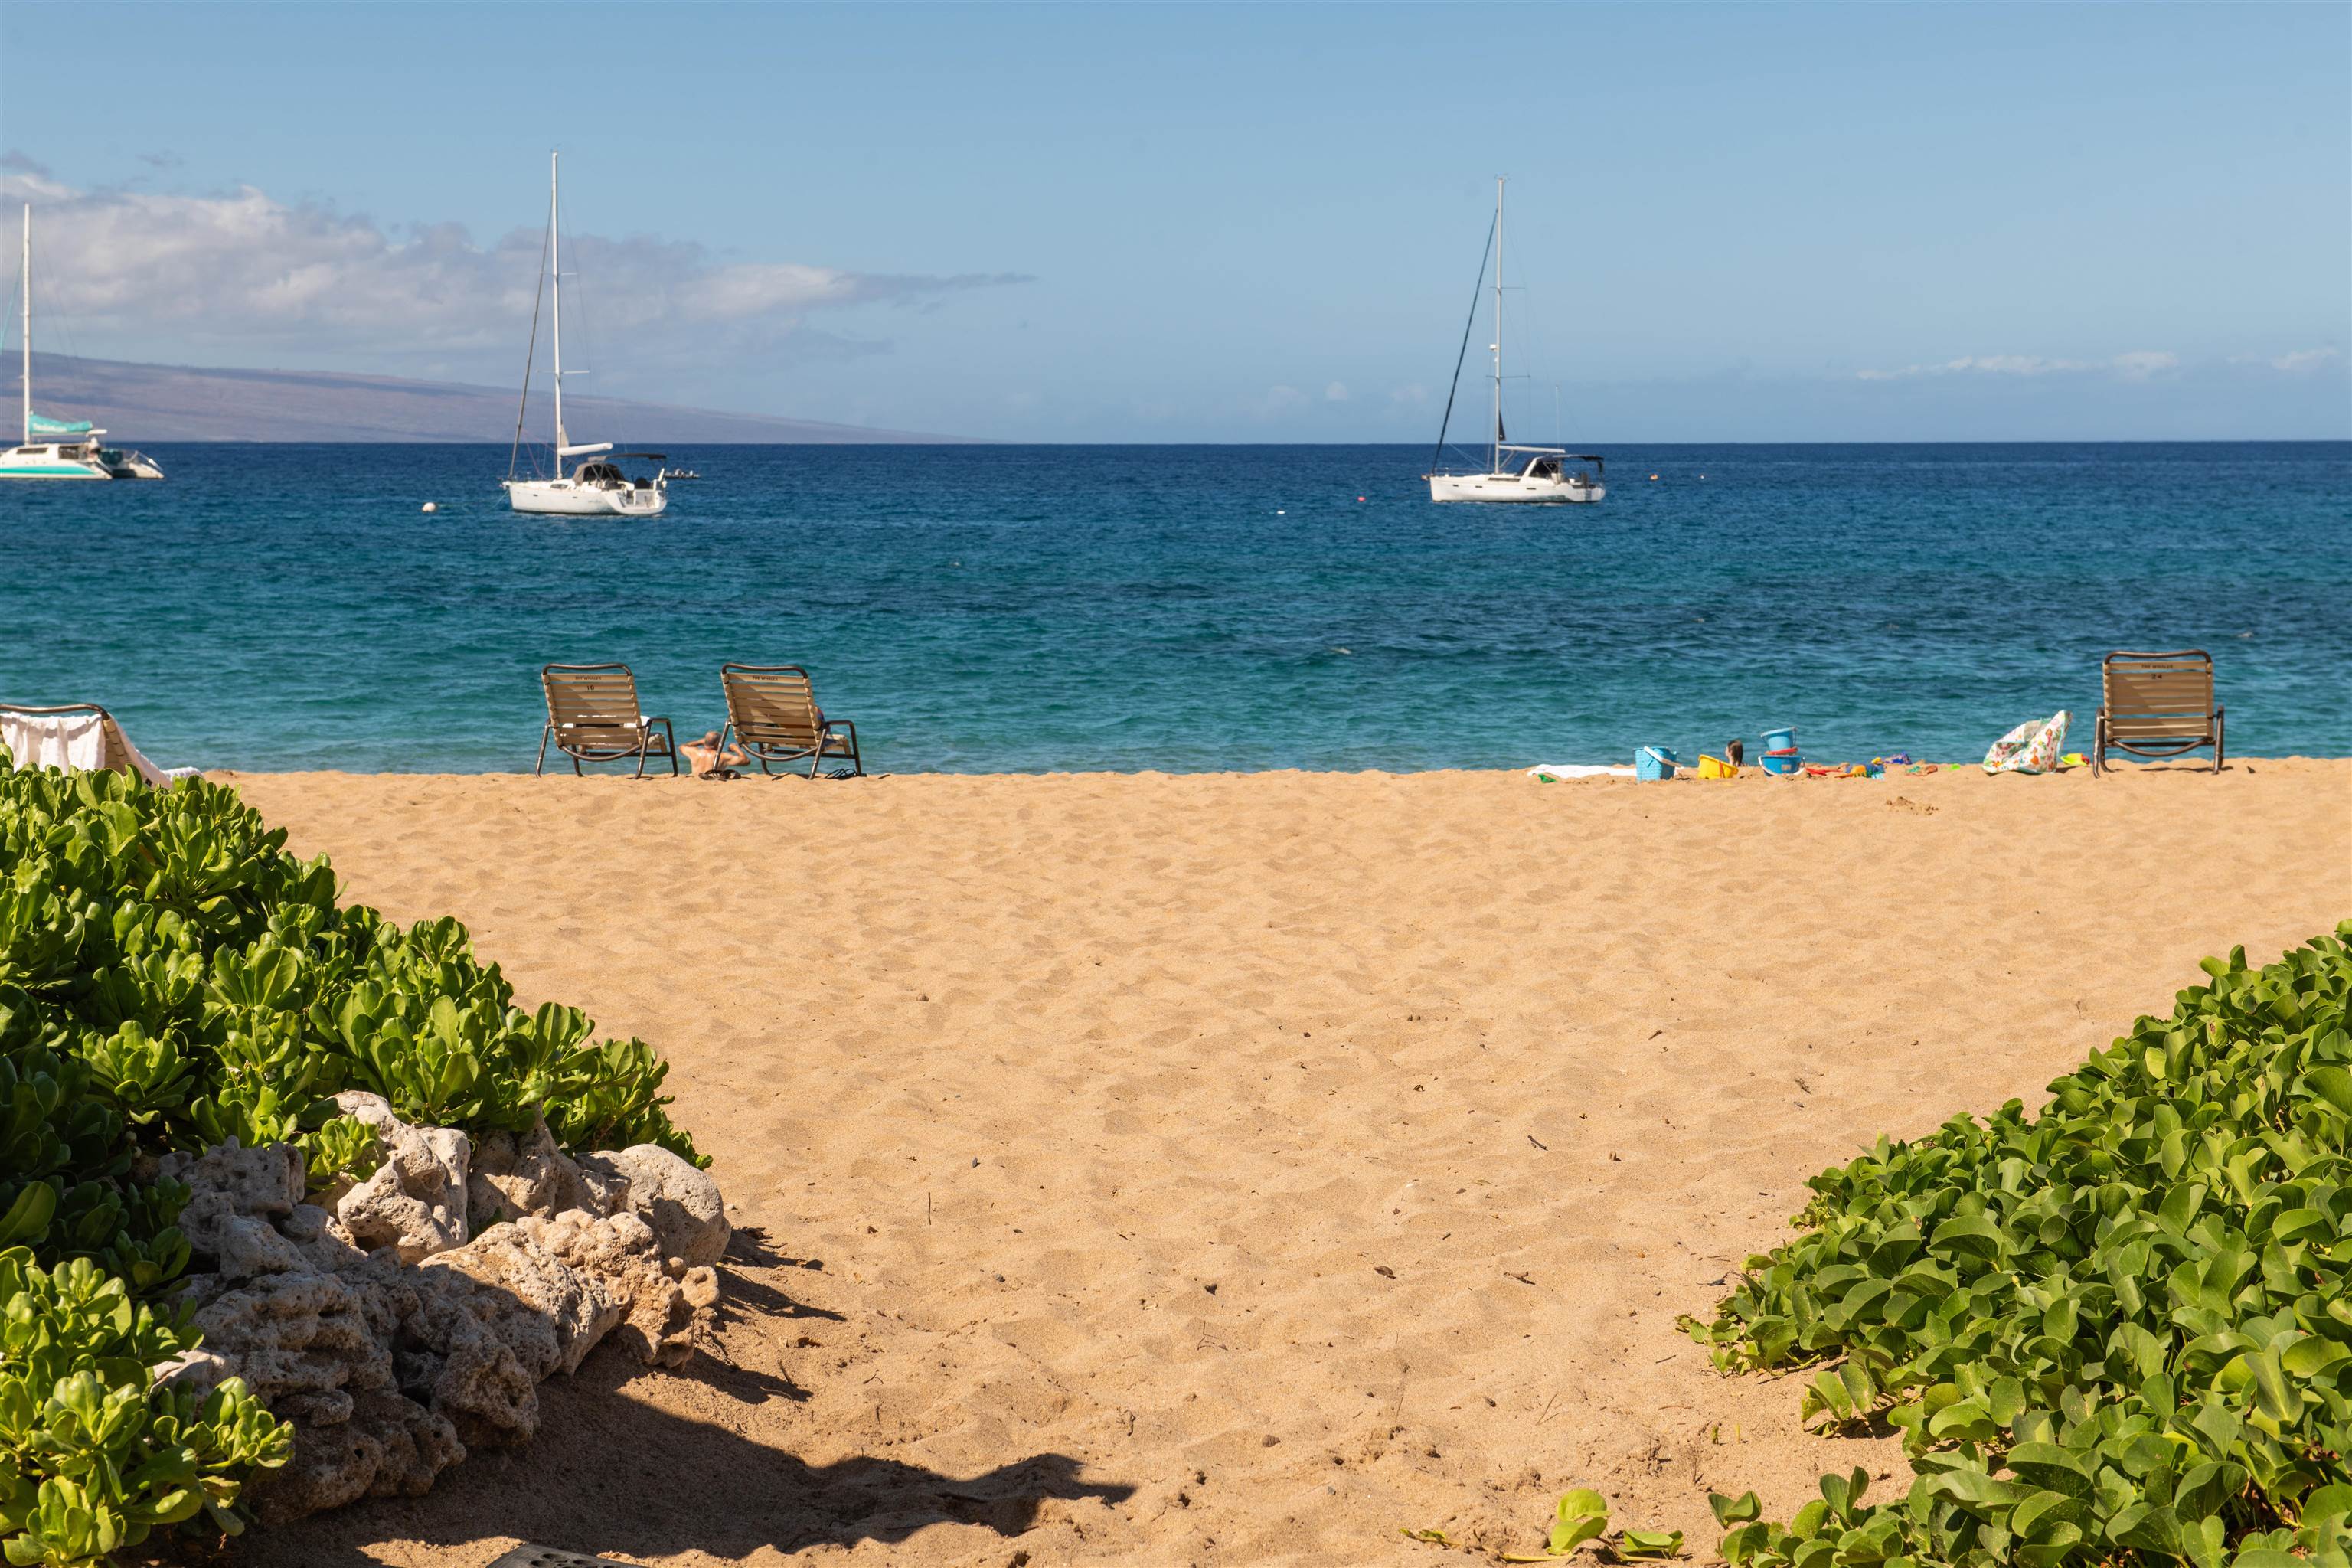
<box><xmin>1983</xmin><ymin>711</ymin><xmax>2071</xmax><ymax>775</ymax></box>
<box><xmin>0</xmin><ymin>710</ymin><xmax>198</xmax><ymax>788</ymax></box>
<box><xmin>1526</xmin><ymin>764</ymin><xmax>1637</xmax><ymax>781</ymax></box>
<box><xmin>116</xmin><ymin>728</ymin><xmax>200</xmax><ymax>789</ymax></box>
<box><xmin>1</xmin><ymin>710</ymin><xmax>106</xmax><ymax>773</ymax></box>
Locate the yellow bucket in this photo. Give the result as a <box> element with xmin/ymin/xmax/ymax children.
<box><xmin>1696</xmin><ymin>754</ymin><xmax>1738</xmax><ymax>779</ymax></box>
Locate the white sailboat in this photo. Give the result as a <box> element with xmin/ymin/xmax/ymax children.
<box><xmin>502</xmin><ymin>153</ymin><xmax>668</xmax><ymax>517</ymax></box>
<box><xmin>1425</xmin><ymin>178</ymin><xmax>1602</xmax><ymax>505</ymax></box>
<box><xmin>4</xmin><ymin>205</ymin><xmax>164</xmax><ymax>482</ymax></box>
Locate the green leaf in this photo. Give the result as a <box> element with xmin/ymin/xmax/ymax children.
<box><xmin>1618</xmin><ymin>1530</ymin><xmax>1684</xmax><ymax>1558</ymax></box>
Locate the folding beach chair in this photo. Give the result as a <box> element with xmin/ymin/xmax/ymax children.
<box><xmin>2092</xmin><ymin>651</ymin><xmax>2223</xmax><ymax>776</ymax></box>
<box><xmin>0</xmin><ymin>701</ymin><xmax>192</xmax><ymax>786</ymax></box>
<box><xmin>717</xmin><ymin>664</ymin><xmax>862</xmax><ymax>778</ymax></box>
<box><xmin>536</xmin><ymin>665</ymin><xmax>679</xmax><ymax>776</ymax></box>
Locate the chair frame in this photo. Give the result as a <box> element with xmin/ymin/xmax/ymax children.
<box><xmin>535</xmin><ymin>664</ymin><xmax>679</xmax><ymax>777</ymax></box>
<box><xmin>0</xmin><ymin>701</ymin><xmax>137</xmax><ymax>774</ymax></box>
<box><xmin>717</xmin><ymin>663</ymin><xmax>863</xmax><ymax>779</ymax></box>
<box><xmin>2092</xmin><ymin>650</ymin><xmax>2223</xmax><ymax>776</ymax></box>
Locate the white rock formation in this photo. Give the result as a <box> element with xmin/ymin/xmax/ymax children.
<box><xmin>159</xmin><ymin>1102</ymin><xmax>723</xmax><ymax>1525</ymax></box>
<box><xmin>593</xmin><ymin>1143</ymin><xmax>731</xmax><ymax>1268</ymax></box>
<box><xmin>332</xmin><ymin>1090</ymin><xmax>472</xmax><ymax>1263</ymax></box>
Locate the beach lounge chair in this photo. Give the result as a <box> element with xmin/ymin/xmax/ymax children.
<box><xmin>2092</xmin><ymin>651</ymin><xmax>2223</xmax><ymax>776</ymax></box>
<box><xmin>718</xmin><ymin>664</ymin><xmax>862</xmax><ymax>778</ymax></box>
<box><xmin>0</xmin><ymin>701</ymin><xmax>195</xmax><ymax>787</ymax></box>
<box><xmin>536</xmin><ymin>664</ymin><xmax>679</xmax><ymax>776</ymax></box>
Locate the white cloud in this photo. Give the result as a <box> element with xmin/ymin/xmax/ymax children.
<box><xmin>2265</xmin><ymin>347</ymin><xmax>2344</xmax><ymax>373</ymax></box>
<box><xmin>1323</xmin><ymin>381</ymin><xmax>1350</xmax><ymax>403</ymax></box>
<box><xmin>1856</xmin><ymin>351</ymin><xmax>2178</xmax><ymax>383</ymax></box>
<box><xmin>0</xmin><ymin>166</ymin><xmax>1030</xmax><ymax>374</ymax></box>
<box><xmin>2109</xmin><ymin>351</ymin><xmax>2179</xmax><ymax>382</ymax></box>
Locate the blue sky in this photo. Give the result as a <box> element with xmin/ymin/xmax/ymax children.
<box><xmin>2</xmin><ymin>2</ymin><xmax>2346</xmax><ymax>440</ymax></box>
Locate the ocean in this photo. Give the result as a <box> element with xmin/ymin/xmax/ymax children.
<box><xmin>3</xmin><ymin>441</ymin><xmax>2346</xmax><ymax>774</ymax></box>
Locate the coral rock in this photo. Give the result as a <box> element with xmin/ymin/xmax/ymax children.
<box><xmin>333</xmin><ymin>1091</ymin><xmax>471</xmax><ymax>1263</ymax></box>
<box><xmin>281</xmin><ymin>1201</ymin><xmax>370</xmax><ymax>1273</ymax></box>
<box><xmin>149</xmin><ymin>1345</ymin><xmax>238</xmax><ymax>1400</ymax></box>
<box><xmin>247</xmin><ymin>1388</ymin><xmax>464</xmax><ymax>1527</ymax></box>
<box><xmin>465</xmin><ymin>1113</ymin><xmax>580</xmax><ymax>1231</ymax></box>
<box><xmin>188</xmin><ymin>1271</ymin><xmax>397</xmax><ymax>1406</ymax></box>
<box><xmin>563</xmin><ymin>1150</ymin><xmax>634</xmax><ymax>1217</ymax></box>
<box><xmin>394</xmin><ymin>1269</ymin><xmax>542</xmax><ymax>1447</ymax></box>
<box><xmin>594</xmin><ymin>1144</ymin><xmax>730</xmax><ymax>1267</ymax></box>
<box><xmin>158</xmin><ymin>1138</ymin><xmax>306</xmax><ymax>1217</ymax></box>
<box><xmin>195</xmin><ymin>1206</ymin><xmax>310</xmax><ymax>1281</ymax></box>
<box><xmin>158</xmin><ymin>1125</ymin><xmax>727</xmax><ymax>1525</ymax></box>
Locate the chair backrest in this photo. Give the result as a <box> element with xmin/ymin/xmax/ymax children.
<box><xmin>541</xmin><ymin>664</ymin><xmax>643</xmax><ymax>731</ymax></box>
<box><xmin>2102</xmin><ymin>651</ymin><xmax>2215</xmax><ymax>740</ymax></box>
<box><xmin>0</xmin><ymin>701</ymin><xmax>133</xmax><ymax>773</ymax></box>
<box><xmin>721</xmin><ymin>664</ymin><xmax>821</xmax><ymax>750</ymax></box>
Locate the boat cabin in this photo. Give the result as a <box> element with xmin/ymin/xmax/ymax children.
<box><xmin>1503</xmin><ymin>446</ymin><xmax>1605</xmax><ymax>484</ymax></box>
<box><xmin>573</xmin><ymin>452</ymin><xmax>668</xmax><ymax>491</ymax></box>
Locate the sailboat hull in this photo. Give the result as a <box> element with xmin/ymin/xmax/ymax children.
<box><xmin>1428</xmin><ymin>472</ymin><xmax>1606</xmax><ymax>504</ymax></box>
<box><xmin>2</xmin><ymin>444</ymin><xmax>112</xmax><ymax>480</ymax></box>
<box><xmin>103</xmin><ymin>451</ymin><xmax>165</xmax><ymax>479</ymax></box>
<box><xmin>504</xmin><ymin>479</ymin><xmax>668</xmax><ymax>517</ymax></box>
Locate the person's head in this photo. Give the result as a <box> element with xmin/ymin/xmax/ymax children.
<box><xmin>696</xmin><ymin>730</ymin><xmax>721</xmax><ymax>746</ymax></box>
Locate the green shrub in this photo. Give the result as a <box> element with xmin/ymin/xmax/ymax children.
<box><xmin>1686</xmin><ymin>921</ymin><xmax>2352</xmax><ymax>1568</ymax></box>
<box><xmin>0</xmin><ymin>1249</ymin><xmax>286</xmax><ymax>1564</ymax></box>
<box><xmin>1</xmin><ymin>759</ymin><xmax>707</xmax><ymax>1562</ymax></box>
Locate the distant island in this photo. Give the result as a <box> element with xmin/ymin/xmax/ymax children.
<box><xmin>15</xmin><ymin>353</ymin><xmax>971</xmax><ymax>444</ymax></box>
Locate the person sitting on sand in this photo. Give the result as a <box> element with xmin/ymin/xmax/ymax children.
<box><xmin>679</xmin><ymin>730</ymin><xmax>749</xmax><ymax>779</ymax></box>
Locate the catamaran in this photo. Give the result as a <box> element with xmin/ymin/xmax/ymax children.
<box><xmin>1425</xmin><ymin>178</ymin><xmax>1602</xmax><ymax>505</ymax></box>
<box><xmin>4</xmin><ymin>205</ymin><xmax>164</xmax><ymax>482</ymax></box>
<box><xmin>501</xmin><ymin>154</ymin><xmax>668</xmax><ymax>517</ymax></box>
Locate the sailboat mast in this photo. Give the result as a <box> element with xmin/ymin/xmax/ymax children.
<box><xmin>21</xmin><ymin>205</ymin><xmax>30</xmax><ymax>446</ymax></box>
<box><xmin>550</xmin><ymin>152</ymin><xmax>566</xmax><ymax>470</ymax></box>
<box><xmin>1491</xmin><ymin>177</ymin><xmax>1503</xmax><ymax>473</ymax></box>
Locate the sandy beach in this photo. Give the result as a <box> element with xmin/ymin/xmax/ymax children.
<box><xmin>215</xmin><ymin>760</ymin><xmax>2350</xmax><ymax>1567</ymax></box>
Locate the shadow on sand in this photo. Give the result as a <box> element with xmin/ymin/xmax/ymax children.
<box><xmin>235</xmin><ymin>1228</ymin><xmax>1135</xmax><ymax>1565</ymax></box>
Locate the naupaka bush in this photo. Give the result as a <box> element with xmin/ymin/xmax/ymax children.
<box><xmin>1687</xmin><ymin>922</ymin><xmax>2352</xmax><ymax>1568</ymax></box>
<box><xmin>1</xmin><ymin>760</ymin><xmax>704</xmax><ymax>1563</ymax></box>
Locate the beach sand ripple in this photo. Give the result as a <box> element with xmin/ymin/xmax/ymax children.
<box><xmin>220</xmin><ymin>760</ymin><xmax>2351</xmax><ymax>1565</ymax></box>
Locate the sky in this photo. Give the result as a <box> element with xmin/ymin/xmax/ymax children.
<box><xmin>2</xmin><ymin>2</ymin><xmax>2346</xmax><ymax>442</ymax></box>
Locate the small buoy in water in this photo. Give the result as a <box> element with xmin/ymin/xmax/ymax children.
<box><xmin>1357</xmin><ymin>495</ymin><xmax>1366</xmax><ymax>502</ymax></box>
<box><xmin>1276</xmin><ymin>509</ymin><xmax>1285</xmax><ymax>515</ymax></box>
<box><xmin>1649</xmin><ymin>474</ymin><xmax>1659</xmax><ymax>481</ymax></box>
<box><xmin>420</xmin><ymin>501</ymin><xmax>438</xmax><ymax>513</ymax></box>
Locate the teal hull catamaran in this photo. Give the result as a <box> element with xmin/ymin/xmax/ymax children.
<box><xmin>4</xmin><ymin>204</ymin><xmax>163</xmax><ymax>481</ymax></box>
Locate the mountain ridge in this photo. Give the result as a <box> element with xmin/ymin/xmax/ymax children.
<box><xmin>13</xmin><ymin>353</ymin><xmax>972</xmax><ymax>443</ymax></box>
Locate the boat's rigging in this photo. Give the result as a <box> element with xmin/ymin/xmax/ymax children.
<box><xmin>1423</xmin><ymin>178</ymin><xmax>1602</xmax><ymax>505</ymax></box>
<box><xmin>5</xmin><ymin>215</ymin><xmax>93</xmax><ymax>395</ymax></box>
<box><xmin>1429</xmin><ymin>210</ymin><xmax>1496</xmax><ymax>475</ymax></box>
<box><xmin>507</xmin><ymin>214</ymin><xmax>551</xmax><ymax>483</ymax></box>
<box><xmin>500</xmin><ymin>152</ymin><xmax>668</xmax><ymax>517</ymax></box>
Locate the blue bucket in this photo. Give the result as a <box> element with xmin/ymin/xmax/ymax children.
<box><xmin>1635</xmin><ymin>746</ymin><xmax>1679</xmax><ymax>781</ymax></box>
<box><xmin>1761</xmin><ymin>748</ymin><xmax>1803</xmax><ymax>776</ymax></box>
<box><xmin>1761</xmin><ymin>726</ymin><xmax>1797</xmax><ymax>753</ymax></box>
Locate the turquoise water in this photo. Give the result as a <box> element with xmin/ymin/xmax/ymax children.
<box><xmin>2</xmin><ymin>442</ymin><xmax>2346</xmax><ymax>773</ymax></box>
